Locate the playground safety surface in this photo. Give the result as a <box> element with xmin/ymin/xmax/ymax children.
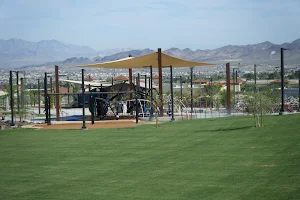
<box><xmin>33</xmin><ymin>120</ymin><xmax>139</xmax><ymax>130</ymax></box>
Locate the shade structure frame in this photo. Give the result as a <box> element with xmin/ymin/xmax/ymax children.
<box><xmin>170</xmin><ymin>65</ymin><xmax>175</xmax><ymax>121</ymax></box>
<box><xmin>77</xmin><ymin>51</ymin><xmax>215</xmax><ymax>120</ymax></box>
<box><xmin>77</xmin><ymin>52</ymin><xmax>215</xmax><ymax>69</ymax></box>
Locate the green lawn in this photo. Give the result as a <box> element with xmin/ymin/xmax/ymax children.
<box><xmin>1</xmin><ymin>114</ymin><xmax>300</xmax><ymax>200</ymax></box>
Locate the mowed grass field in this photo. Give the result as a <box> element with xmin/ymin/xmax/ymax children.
<box><xmin>0</xmin><ymin>114</ymin><xmax>300</xmax><ymax>200</ymax></box>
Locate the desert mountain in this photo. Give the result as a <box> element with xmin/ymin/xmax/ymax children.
<box><xmin>0</xmin><ymin>38</ymin><xmax>97</xmax><ymax>69</ymax></box>
<box><xmin>2</xmin><ymin>38</ymin><xmax>300</xmax><ymax>70</ymax></box>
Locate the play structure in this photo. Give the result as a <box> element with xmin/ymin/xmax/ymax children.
<box><xmin>7</xmin><ymin>49</ymin><xmax>219</xmax><ymax>129</ymax></box>
<box><xmin>44</xmin><ymin>83</ymin><xmax>157</xmax><ymax>124</ymax></box>
<box><xmin>62</xmin><ymin>80</ymin><xmax>157</xmax><ymax>120</ymax></box>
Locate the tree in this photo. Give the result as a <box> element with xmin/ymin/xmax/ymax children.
<box><xmin>220</xmin><ymin>89</ymin><xmax>234</xmax><ymax>107</ymax></box>
<box><xmin>267</xmin><ymin>71</ymin><xmax>280</xmax><ymax>80</ymax></box>
<box><xmin>204</xmin><ymin>83</ymin><xmax>222</xmax><ymax>108</ymax></box>
<box><xmin>257</xmin><ymin>72</ymin><xmax>269</xmax><ymax>80</ymax></box>
<box><xmin>3</xmin><ymin>84</ymin><xmax>17</xmax><ymax>107</ymax></box>
<box><xmin>241</xmin><ymin>84</ymin><xmax>256</xmax><ymax>92</ymax></box>
<box><xmin>71</xmin><ymin>83</ymin><xmax>81</xmax><ymax>93</ymax></box>
<box><xmin>242</xmin><ymin>73</ymin><xmax>255</xmax><ymax>80</ymax></box>
<box><xmin>243</xmin><ymin>85</ymin><xmax>281</xmax><ymax>127</ymax></box>
<box><xmin>215</xmin><ymin>96</ymin><xmax>221</xmax><ymax>117</ymax></box>
<box><xmin>210</xmin><ymin>73</ymin><xmax>225</xmax><ymax>81</ymax></box>
<box><xmin>28</xmin><ymin>90</ymin><xmax>39</xmax><ymax>106</ymax></box>
<box><xmin>3</xmin><ymin>84</ymin><xmax>16</xmax><ymax>99</ymax></box>
<box><xmin>287</xmin><ymin>71</ymin><xmax>298</xmax><ymax>79</ymax></box>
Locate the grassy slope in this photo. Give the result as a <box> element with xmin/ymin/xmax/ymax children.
<box><xmin>0</xmin><ymin>115</ymin><xmax>300</xmax><ymax>200</ymax></box>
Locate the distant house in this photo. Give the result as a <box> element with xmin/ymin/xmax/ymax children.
<box><xmin>113</xmin><ymin>75</ymin><xmax>129</xmax><ymax>82</ymax></box>
<box><xmin>84</xmin><ymin>75</ymin><xmax>93</xmax><ymax>81</ymax></box>
<box><xmin>246</xmin><ymin>80</ymin><xmax>273</xmax><ymax>86</ymax></box>
<box><xmin>152</xmin><ymin>74</ymin><xmax>160</xmax><ymax>84</ymax></box>
<box><xmin>192</xmin><ymin>79</ymin><xmax>208</xmax><ymax>86</ymax></box>
<box><xmin>270</xmin><ymin>79</ymin><xmax>289</xmax><ymax>84</ymax></box>
<box><xmin>220</xmin><ymin>79</ymin><xmax>247</xmax><ymax>92</ymax></box>
<box><xmin>0</xmin><ymin>88</ymin><xmax>7</xmax><ymax>97</ymax></box>
<box><xmin>152</xmin><ymin>74</ymin><xmax>159</xmax><ymax>79</ymax></box>
<box><xmin>59</xmin><ymin>87</ymin><xmax>73</xmax><ymax>93</ymax></box>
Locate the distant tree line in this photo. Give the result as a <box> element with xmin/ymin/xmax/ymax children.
<box><xmin>242</xmin><ymin>71</ymin><xmax>299</xmax><ymax>80</ymax></box>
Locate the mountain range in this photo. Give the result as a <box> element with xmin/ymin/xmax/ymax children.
<box><xmin>164</xmin><ymin>39</ymin><xmax>300</xmax><ymax>65</ymax></box>
<box><xmin>1</xmin><ymin>38</ymin><xmax>300</xmax><ymax>70</ymax></box>
<box><xmin>0</xmin><ymin>38</ymin><xmax>97</xmax><ymax>69</ymax></box>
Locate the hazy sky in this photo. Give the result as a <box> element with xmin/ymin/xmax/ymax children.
<box><xmin>0</xmin><ymin>0</ymin><xmax>299</xmax><ymax>50</ymax></box>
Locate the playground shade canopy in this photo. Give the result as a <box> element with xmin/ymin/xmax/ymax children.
<box><xmin>77</xmin><ymin>52</ymin><xmax>215</xmax><ymax>69</ymax></box>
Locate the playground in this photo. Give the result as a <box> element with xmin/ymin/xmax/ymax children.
<box><xmin>3</xmin><ymin>50</ymin><xmax>217</xmax><ymax>129</ymax></box>
<box><xmin>2</xmin><ymin>48</ymin><xmax>299</xmax><ymax>130</ymax></box>
<box><xmin>1</xmin><ymin>114</ymin><xmax>299</xmax><ymax>199</ymax></box>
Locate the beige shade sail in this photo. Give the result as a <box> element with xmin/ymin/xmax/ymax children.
<box><xmin>77</xmin><ymin>52</ymin><xmax>215</xmax><ymax>69</ymax></box>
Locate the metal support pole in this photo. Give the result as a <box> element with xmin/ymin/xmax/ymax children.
<box><xmin>16</xmin><ymin>71</ymin><xmax>20</xmax><ymax>120</ymax></box>
<box><xmin>144</xmin><ymin>75</ymin><xmax>147</xmax><ymax>93</ymax></box>
<box><xmin>138</xmin><ymin>73</ymin><xmax>140</xmax><ymax>91</ymax></box>
<box><xmin>38</xmin><ymin>79</ymin><xmax>41</xmax><ymax>114</ymax></box>
<box><xmin>180</xmin><ymin>76</ymin><xmax>183</xmax><ymax>102</ymax></box>
<box><xmin>55</xmin><ymin>65</ymin><xmax>60</xmax><ymax>121</ymax></box>
<box><xmin>232</xmin><ymin>68</ymin><xmax>235</xmax><ymax>105</ymax></box>
<box><xmin>279</xmin><ymin>48</ymin><xmax>286</xmax><ymax>114</ymax></box>
<box><xmin>88</xmin><ymin>75</ymin><xmax>91</xmax><ymax>92</ymax></box>
<box><xmin>91</xmin><ymin>93</ymin><xmax>95</xmax><ymax>125</ymax></box>
<box><xmin>150</xmin><ymin>66</ymin><xmax>153</xmax><ymax>102</ymax></box>
<box><xmin>254</xmin><ymin>64</ymin><xmax>257</xmax><ymax>91</ymax></box>
<box><xmin>81</xmin><ymin>69</ymin><xmax>87</xmax><ymax>129</ymax></box>
<box><xmin>158</xmin><ymin>48</ymin><xmax>163</xmax><ymax>116</ymax></box>
<box><xmin>20</xmin><ymin>78</ymin><xmax>24</xmax><ymax>121</ymax></box>
<box><xmin>190</xmin><ymin>67</ymin><xmax>194</xmax><ymax>118</ymax></box>
<box><xmin>49</xmin><ymin>76</ymin><xmax>53</xmax><ymax>109</ymax></box>
<box><xmin>44</xmin><ymin>73</ymin><xmax>48</xmax><ymax>124</ymax></box>
<box><xmin>67</xmin><ymin>76</ymin><xmax>70</xmax><ymax>104</ymax></box>
<box><xmin>48</xmin><ymin>93</ymin><xmax>51</xmax><ymax>125</ymax></box>
<box><xmin>148</xmin><ymin>77</ymin><xmax>151</xmax><ymax>91</ymax></box>
<box><xmin>150</xmin><ymin>66</ymin><xmax>153</xmax><ymax>118</ymax></box>
<box><xmin>129</xmin><ymin>68</ymin><xmax>133</xmax><ymax>115</ymax></box>
<box><xmin>226</xmin><ymin>63</ymin><xmax>231</xmax><ymax>115</ymax></box>
<box><xmin>236</xmin><ymin>70</ymin><xmax>238</xmax><ymax>103</ymax></box>
<box><xmin>180</xmin><ymin>76</ymin><xmax>183</xmax><ymax>117</ymax></box>
<box><xmin>210</xmin><ymin>78</ymin><xmax>212</xmax><ymax>110</ymax></box>
<box><xmin>170</xmin><ymin>66</ymin><xmax>175</xmax><ymax>121</ymax></box>
<box><xmin>50</xmin><ymin>77</ymin><xmax>53</xmax><ymax>93</ymax></box>
<box><xmin>33</xmin><ymin>91</ymin><xmax>36</xmax><ymax>108</ymax></box>
<box><xmin>199</xmin><ymin>71</ymin><xmax>202</xmax><ymax>89</ymax></box>
<box><xmin>135</xmin><ymin>76</ymin><xmax>139</xmax><ymax>124</ymax></box>
<box><xmin>9</xmin><ymin>71</ymin><xmax>15</xmax><ymax>126</ymax></box>
<box><xmin>137</xmin><ymin>72</ymin><xmax>141</xmax><ymax>124</ymax></box>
